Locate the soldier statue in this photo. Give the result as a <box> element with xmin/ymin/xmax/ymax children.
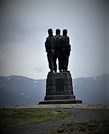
<box><xmin>45</xmin><ymin>29</ymin><xmax>56</xmax><ymax>73</ymax></box>
<box><xmin>45</xmin><ymin>29</ymin><xmax>71</xmax><ymax>73</ymax></box>
<box><xmin>58</xmin><ymin>29</ymin><xmax>71</xmax><ymax>72</ymax></box>
<box><xmin>54</xmin><ymin>29</ymin><xmax>61</xmax><ymax>72</ymax></box>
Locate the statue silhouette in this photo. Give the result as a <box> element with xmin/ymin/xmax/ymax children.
<box><xmin>45</xmin><ymin>29</ymin><xmax>71</xmax><ymax>73</ymax></box>
<box><xmin>54</xmin><ymin>29</ymin><xmax>61</xmax><ymax>72</ymax></box>
<box><xmin>58</xmin><ymin>29</ymin><xmax>71</xmax><ymax>72</ymax></box>
<box><xmin>45</xmin><ymin>29</ymin><xmax>56</xmax><ymax>73</ymax></box>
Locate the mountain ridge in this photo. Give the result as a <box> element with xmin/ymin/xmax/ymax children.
<box><xmin>0</xmin><ymin>74</ymin><xmax>108</xmax><ymax>106</ymax></box>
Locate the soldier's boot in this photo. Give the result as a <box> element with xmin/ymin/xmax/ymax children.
<box><xmin>54</xmin><ymin>70</ymin><xmax>57</xmax><ymax>73</ymax></box>
<box><xmin>49</xmin><ymin>69</ymin><xmax>53</xmax><ymax>73</ymax></box>
<box><xmin>59</xmin><ymin>69</ymin><xmax>63</xmax><ymax>72</ymax></box>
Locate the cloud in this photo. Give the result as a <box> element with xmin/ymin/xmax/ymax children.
<box><xmin>0</xmin><ymin>0</ymin><xmax>108</xmax><ymax>79</ymax></box>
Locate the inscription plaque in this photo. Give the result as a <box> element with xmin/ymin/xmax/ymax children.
<box><xmin>56</xmin><ymin>79</ymin><xmax>64</xmax><ymax>91</ymax></box>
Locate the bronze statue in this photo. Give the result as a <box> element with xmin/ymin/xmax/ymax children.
<box><xmin>45</xmin><ymin>29</ymin><xmax>56</xmax><ymax>73</ymax></box>
<box><xmin>58</xmin><ymin>29</ymin><xmax>71</xmax><ymax>72</ymax></box>
<box><xmin>45</xmin><ymin>29</ymin><xmax>71</xmax><ymax>73</ymax></box>
<box><xmin>54</xmin><ymin>29</ymin><xmax>61</xmax><ymax>72</ymax></box>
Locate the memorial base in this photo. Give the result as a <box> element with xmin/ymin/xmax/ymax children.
<box><xmin>39</xmin><ymin>71</ymin><xmax>82</xmax><ymax>104</ymax></box>
<box><xmin>39</xmin><ymin>99</ymin><xmax>82</xmax><ymax>104</ymax></box>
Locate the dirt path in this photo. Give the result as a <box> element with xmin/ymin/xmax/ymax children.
<box><xmin>58</xmin><ymin>108</ymin><xmax>106</xmax><ymax>121</ymax></box>
<box><xmin>1</xmin><ymin>117</ymin><xmax>71</xmax><ymax>134</ymax></box>
<box><xmin>1</xmin><ymin>108</ymin><xmax>107</xmax><ymax>134</ymax></box>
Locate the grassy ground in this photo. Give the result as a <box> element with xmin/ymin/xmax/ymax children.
<box><xmin>48</xmin><ymin>120</ymin><xmax>109</xmax><ymax>134</ymax></box>
<box><xmin>92</xmin><ymin>108</ymin><xmax>109</xmax><ymax>118</ymax></box>
<box><xmin>48</xmin><ymin>109</ymin><xmax>109</xmax><ymax>134</ymax></box>
<box><xmin>0</xmin><ymin>108</ymin><xmax>109</xmax><ymax>134</ymax></box>
<box><xmin>0</xmin><ymin>108</ymin><xmax>70</xmax><ymax>129</ymax></box>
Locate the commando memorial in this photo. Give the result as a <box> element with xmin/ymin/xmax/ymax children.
<box><xmin>39</xmin><ymin>29</ymin><xmax>82</xmax><ymax>104</ymax></box>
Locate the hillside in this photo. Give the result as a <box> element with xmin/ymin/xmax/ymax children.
<box><xmin>74</xmin><ymin>74</ymin><xmax>109</xmax><ymax>105</ymax></box>
<box><xmin>0</xmin><ymin>75</ymin><xmax>45</xmax><ymax>106</ymax></box>
<box><xmin>0</xmin><ymin>74</ymin><xmax>108</xmax><ymax>106</ymax></box>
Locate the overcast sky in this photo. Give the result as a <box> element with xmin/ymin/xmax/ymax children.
<box><xmin>0</xmin><ymin>0</ymin><xmax>109</xmax><ymax>79</ymax></box>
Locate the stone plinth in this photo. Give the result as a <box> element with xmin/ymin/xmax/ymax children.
<box><xmin>39</xmin><ymin>71</ymin><xmax>82</xmax><ymax>104</ymax></box>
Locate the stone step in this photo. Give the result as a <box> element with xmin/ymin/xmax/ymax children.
<box><xmin>44</xmin><ymin>95</ymin><xmax>75</xmax><ymax>100</ymax></box>
<box><xmin>39</xmin><ymin>99</ymin><xmax>82</xmax><ymax>104</ymax></box>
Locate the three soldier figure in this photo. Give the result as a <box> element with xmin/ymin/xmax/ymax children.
<box><xmin>45</xmin><ymin>28</ymin><xmax>71</xmax><ymax>73</ymax></box>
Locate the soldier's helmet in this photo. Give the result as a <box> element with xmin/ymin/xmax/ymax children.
<box><xmin>56</xmin><ymin>29</ymin><xmax>60</xmax><ymax>35</ymax></box>
<box><xmin>48</xmin><ymin>29</ymin><xmax>53</xmax><ymax>35</ymax></box>
<box><xmin>63</xmin><ymin>29</ymin><xmax>67</xmax><ymax>35</ymax></box>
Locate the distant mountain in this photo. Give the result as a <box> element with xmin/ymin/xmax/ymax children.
<box><xmin>74</xmin><ymin>74</ymin><xmax>109</xmax><ymax>105</ymax></box>
<box><xmin>0</xmin><ymin>75</ymin><xmax>45</xmax><ymax>106</ymax></box>
<box><xmin>0</xmin><ymin>74</ymin><xmax>108</xmax><ymax>106</ymax></box>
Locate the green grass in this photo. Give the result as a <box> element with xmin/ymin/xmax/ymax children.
<box><xmin>48</xmin><ymin>109</ymin><xmax>109</xmax><ymax>134</ymax></box>
<box><xmin>48</xmin><ymin>120</ymin><xmax>109</xmax><ymax>134</ymax></box>
<box><xmin>0</xmin><ymin>108</ymin><xmax>70</xmax><ymax>129</ymax></box>
<box><xmin>92</xmin><ymin>108</ymin><xmax>109</xmax><ymax>118</ymax></box>
<box><xmin>1</xmin><ymin>108</ymin><xmax>109</xmax><ymax>133</ymax></box>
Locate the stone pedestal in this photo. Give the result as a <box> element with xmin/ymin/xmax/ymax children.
<box><xmin>39</xmin><ymin>71</ymin><xmax>82</xmax><ymax>104</ymax></box>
